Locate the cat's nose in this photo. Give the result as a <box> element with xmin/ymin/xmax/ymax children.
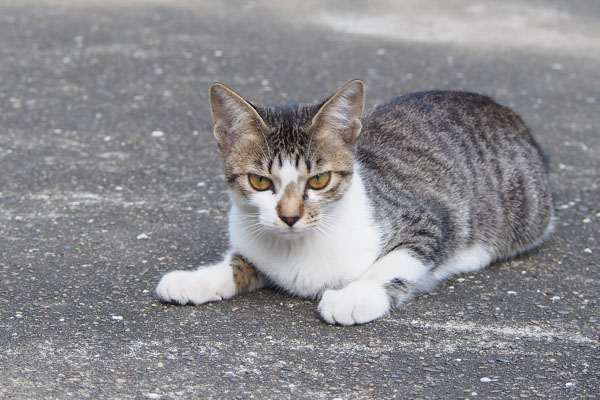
<box><xmin>279</xmin><ymin>215</ymin><xmax>300</xmax><ymax>227</ymax></box>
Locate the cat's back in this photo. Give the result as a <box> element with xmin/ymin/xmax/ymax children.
<box><xmin>357</xmin><ymin>90</ymin><xmax>545</xmax><ymax>187</ymax></box>
<box><xmin>357</xmin><ymin>90</ymin><xmax>553</xmax><ymax>263</ymax></box>
<box><xmin>360</xmin><ymin>90</ymin><xmax>534</xmax><ymax>146</ymax></box>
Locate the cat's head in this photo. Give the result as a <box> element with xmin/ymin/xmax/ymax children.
<box><xmin>209</xmin><ymin>80</ymin><xmax>365</xmax><ymax>237</ymax></box>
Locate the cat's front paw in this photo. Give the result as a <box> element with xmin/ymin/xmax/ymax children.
<box><xmin>318</xmin><ymin>281</ymin><xmax>390</xmax><ymax>325</ymax></box>
<box><xmin>155</xmin><ymin>264</ymin><xmax>235</xmax><ymax>305</ymax></box>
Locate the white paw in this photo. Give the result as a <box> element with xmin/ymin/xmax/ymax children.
<box><xmin>317</xmin><ymin>280</ymin><xmax>390</xmax><ymax>325</ymax></box>
<box><xmin>155</xmin><ymin>264</ymin><xmax>236</xmax><ymax>305</ymax></box>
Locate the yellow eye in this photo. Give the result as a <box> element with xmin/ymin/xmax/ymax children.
<box><xmin>307</xmin><ymin>172</ymin><xmax>331</xmax><ymax>190</ymax></box>
<box><xmin>248</xmin><ymin>174</ymin><xmax>273</xmax><ymax>191</ymax></box>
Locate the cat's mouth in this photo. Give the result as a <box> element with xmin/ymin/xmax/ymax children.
<box><xmin>268</xmin><ymin>225</ymin><xmax>312</xmax><ymax>240</ymax></box>
<box><xmin>275</xmin><ymin>227</ymin><xmax>305</xmax><ymax>238</ymax></box>
<box><xmin>254</xmin><ymin>216</ymin><xmax>322</xmax><ymax>239</ymax></box>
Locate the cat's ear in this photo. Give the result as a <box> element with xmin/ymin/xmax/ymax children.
<box><xmin>209</xmin><ymin>83</ymin><xmax>268</xmax><ymax>153</ymax></box>
<box><xmin>310</xmin><ymin>79</ymin><xmax>365</xmax><ymax>145</ymax></box>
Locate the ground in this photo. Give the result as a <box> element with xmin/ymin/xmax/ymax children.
<box><xmin>1</xmin><ymin>0</ymin><xmax>599</xmax><ymax>398</ymax></box>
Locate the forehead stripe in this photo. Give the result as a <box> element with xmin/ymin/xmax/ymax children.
<box><xmin>267</xmin><ymin>158</ymin><xmax>274</xmax><ymax>174</ymax></box>
<box><xmin>279</xmin><ymin>158</ymin><xmax>299</xmax><ymax>188</ymax></box>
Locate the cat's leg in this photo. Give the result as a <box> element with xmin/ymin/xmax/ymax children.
<box><xmin>156</xmin><ymin>253</ymin><xmax>265</xmax><ymax>305</ymax></box>
<box><xmin>429</xmin><ymin>243</ymin><xmax>494</xmax><ymax>283</ymax></box>
<box><xmin>318</xmin><ymin>249</ymin><xmax>430</xmax><ymax>325</ymax></box>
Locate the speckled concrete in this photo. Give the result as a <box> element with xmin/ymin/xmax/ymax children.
<box><xmin>1</xmin><ymin>1</ymin><xmax>598</xmax><ymax>398</ymax></box>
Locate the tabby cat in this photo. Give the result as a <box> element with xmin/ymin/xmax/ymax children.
<box><xmin>156</xmin><ymin>80</ymin><xmax>553</xmax><ymax>325</ymax></box>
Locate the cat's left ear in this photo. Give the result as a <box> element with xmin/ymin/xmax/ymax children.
<box><xmin>309</xmin><ymin>79</ymin><xmax>365</xmax><ymax>146</ymax></box>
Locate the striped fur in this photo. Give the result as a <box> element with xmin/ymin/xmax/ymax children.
<box><xmin>359</xmin><ymin>90</ymin><xmax>553</xmax><ymax>266</ymax></box>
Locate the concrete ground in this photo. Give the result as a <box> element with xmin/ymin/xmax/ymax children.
<box><xmin>1</xmin><ymin>0</ymin><xmax>598</xmax><ymax>398</ymax></box>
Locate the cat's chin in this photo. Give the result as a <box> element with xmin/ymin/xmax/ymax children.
<box><xmin>271</xmin><ymin>227</ymin><xmax>310</xmax><ymax>240</ymax></box>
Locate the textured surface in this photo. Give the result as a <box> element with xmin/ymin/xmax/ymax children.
<box><xmin>1</xmin><ymin>0</ymin><xmax>599</xmax><ymax>398</ymax></box>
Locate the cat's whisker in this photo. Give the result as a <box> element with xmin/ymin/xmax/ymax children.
<box><xmin>310</xmin><ymin>221</ymin><xmax>332</xmax><ymax>240</ymax></box>
<box><xmin>306</xmin><ymin>133</ymin><xmax>316</xmax><ymax>165</ymax></box>
<box><xmin>316</xmin><ymin>225</ymin><xmax>333</xmax><ymax>237</ymax></box>
<box><xmin>316</xmin><ymin>214</ymin><xmax>335</xmax><ymax>234</ymax></box>
<box><xmin>311</xmin><ymin>226</ymin><xmax>327</xmax><ymax>240</ymax></box>
<box><xmin>241</xmin><ymin>225</ymin><xmax>264</xmax><ymax>236</ymax></box>
<box><xmin>236</xmin><ymin>214</ymin><xmax>261</xmax><ymax>223</ymax></box>
<box><xmin>242</xmin><ymin>221</ymin><xmax>266</xmax><ymax>233</ymax></box>
<box><xmin>257</xmin><ymin>119</ymin><xmax>274</xmax><ymax>161</ymax></box>
<box><xmin>309</xmin><ymin>142</ymin><xmax>325</xmax><ymax>159</ymax></box>
<box><xmin>237</xmin><ymin>215</ymin><xmax>260</xmax><ymax>222</ymax></box>
<box><xmin>239</xmin><ymin>225</ymin><xmax>268</xmax><ymax>244</ymax></box>
<box><xmin>237</xmin><ymin>215</ymin><xmax>260</xmax><ymax>223</ymax></box>
<box><xmin>237</xmin><ymin>211</ymin><xmax>260</xmax><ymax>216</ymax></box>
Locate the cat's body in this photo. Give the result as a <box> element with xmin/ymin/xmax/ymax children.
<box><xmin>156</xmin><ymin>80</ymin><xmax>553</xmax><ymax>325</ymax></box>
<box><xmin>358</xmin><ymin>91</ymin><xmax>553</xmax><ymax>286</ymax></box>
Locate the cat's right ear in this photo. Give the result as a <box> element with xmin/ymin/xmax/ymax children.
<box><xmin>209</xmin><ymin>83</ymin><xmax>268</xmax><ymax>154</ymax></box>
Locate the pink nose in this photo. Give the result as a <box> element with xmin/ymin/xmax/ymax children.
<box><xmin>279</xmin><ymin>215</ymin><xmax>300</xmax><ymax>227</ymax></box>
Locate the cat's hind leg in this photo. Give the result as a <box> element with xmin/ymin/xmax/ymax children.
<box><xmin>318</xmin><ymin>249</ymin><xmax>430</xmax><ymax>325</ymax></box>
<box><xmin>156</xmin><ymin>253</ymin><xmax>265</xmax><ymax>305</ymax></box>
<box><xmin>426</xmin><ymin>244</ymin><xmax>495</xmax><ymax>289</ymax></box>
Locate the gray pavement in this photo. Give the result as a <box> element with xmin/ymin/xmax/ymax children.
<box><xmin>1</xmin><ymin>0</ymin><xmax>599</xmax><ymax>398</ymax></box>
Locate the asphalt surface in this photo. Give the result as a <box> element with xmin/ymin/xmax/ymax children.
<box><xmin>1</xmin><ymin>0</ymin><xmax>599</xmax><ymax>398</ymax></box>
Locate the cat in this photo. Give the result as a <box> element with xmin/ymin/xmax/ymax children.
<box><xmin>156</xmin><ymin>80</ymin><xmax>554</xmax><ymax>325</ymax></box>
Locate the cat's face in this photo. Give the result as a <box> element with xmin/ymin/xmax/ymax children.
<box><xmin>209</xmin><ymin>80</ymin><xmax>365</xmax><ymax>237</ymax></box>
<box><xmin>228</xmin><ymin>151</ymin><xmax>352</xmax><ymax>236</ymax></box>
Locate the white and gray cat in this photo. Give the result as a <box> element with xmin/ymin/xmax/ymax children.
<box><xmin>156</xmin><ymin>80</ymin><xmax>553</xmax><ymax>325</ymax></box>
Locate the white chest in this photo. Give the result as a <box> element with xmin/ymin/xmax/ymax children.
<box><xmin>229</xmin><ymin>173</ymin><xmax>382</xmax><ymax>298</ymax></box>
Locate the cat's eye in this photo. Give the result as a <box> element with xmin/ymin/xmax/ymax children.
<box><xmin>307</xmin><ymin>172</ymin><xmax>331</xmax><ymax>190</ymax></box>
<box><xmin>248</xmin><ymin>174</ymin><xmax>273</xmax><ymax>191</ymax></box>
